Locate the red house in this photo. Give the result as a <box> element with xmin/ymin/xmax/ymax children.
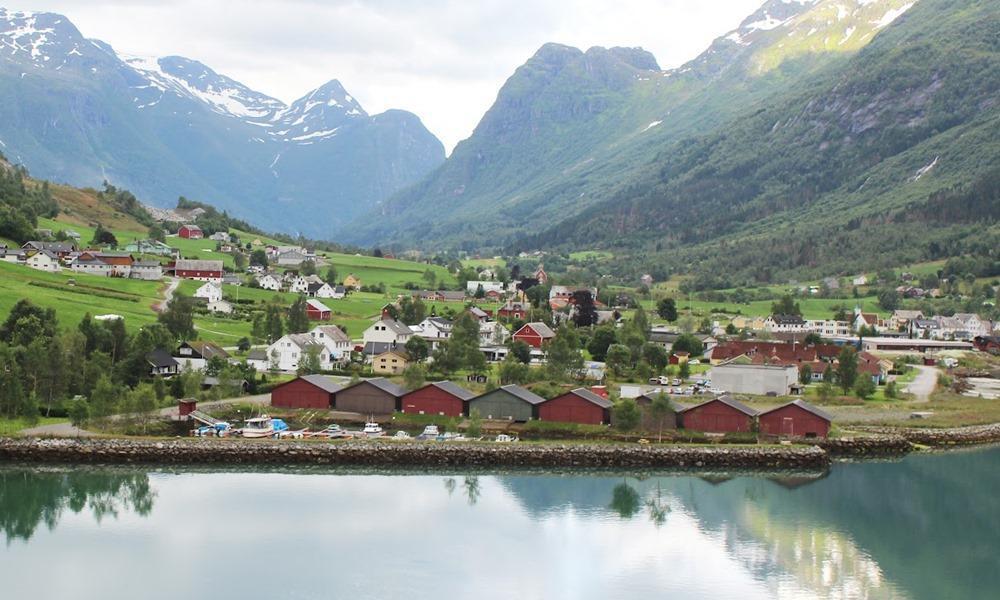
<box><xmin>400</xmin><ymin>381</ymin><xmax>475</xmax><ymax>417</ymax></box>
<box><xmin>497</xmin><ymin>301</ymin><xmax>529</xmax><ymax>320</ymax></box>
<box><xmin>178</xmin><ymin>224</ymin><xmax>203</xmax><ymax>239</ymax></box>
<box><xmin>512</xmin><ymin>322</ymin><xmax>556</xmax><ymax>348</ymax></box>
<box><xmin>680</xmin><ymin>395</ymin><xmax>758</xmax><ymax>433</ymax></box>
<box><xmin>758</xmin><ymin>400</ymin><xmax>832</xmax><ymax>438</ymax></box>
<box><xmin>271</xmin><ymin>374</ymin><xmax>342</xmax><ymax>409</ymax></box>
<box><xmin>538</xmin><ymin>388</ymin><xmax>612</xmax><ymax>425</ymax></box>
<box><xmin>306</xmin><ymin>299</ymin><xmax>332</xmax><ymax>321</ymax></box>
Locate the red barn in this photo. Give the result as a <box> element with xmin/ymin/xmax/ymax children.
<box><xmin>400</xmin><ymin>381</ymin><xmax>475</xmax><ymax>417</ymax></box>
<box><xmin>512</xmin><ymin>322</ymin><xmax>556</xmax><ymax>349</ymax></box>
<box><xmin>758</xmin><ymin>400</ymin><xmax>832</xmax><ymax>438</ymax></box>
<box><xmin>306</xmin><ymin>299</ymin><xmax>332</xmax><ymax>321</ymax></box>
<box><xmin>178</xmin><ymin>224</ymin><xmax>203</xmax><ymax>239</ymax></box>
<box><xmin>680</xmin><ymin>395</ymin><xmax>758</xmax><ymax>433</ymax></box>
<box><xmin>172</xmin><ymin>259</ymin><xmax>224</xmax><ymax>282</ymax></box>
<box><xmin>538</xmin><ymin>388</ymin><xmax>612</xmax><ymax>425</ymax></box>
<box><xmin>271</xmin><ymin>374</ymin><xmax>342</xmax><ymax>409</ymax></box>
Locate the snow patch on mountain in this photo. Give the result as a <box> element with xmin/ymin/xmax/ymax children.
<box><xmin>874</xmin><ymin>2</ymin><xmax>915</xmax><ymax>28</ymax></box>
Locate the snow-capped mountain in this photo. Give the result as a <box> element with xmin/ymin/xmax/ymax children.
<box><xmin>0</xmin><ymin>8</ymin><xmax>444</xmax><ymax>236</ymax></box>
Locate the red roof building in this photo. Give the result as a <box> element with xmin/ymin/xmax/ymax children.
<box><xmin>271</xmin><ymin>374</ymin><xmax>342</xmax><ymax>409</ymax></box>
<box><xmin>538</xmin><ymin>388</ymin><xmax>612</xmax><ymax>425</ymax></box>
<box><xmin>497</xmin><ymin>301</ymin><xmax>529</xmax><ymax>320</ymax></box>
<box><xmin>680</xmin><ymin>395</ymin><xmax>758</xmax><ymax>433</ymax></box>
<box><xmin>400</xmin><ymin>381</ymin><xmax>475</xmax><ymax>417</ymax></box>
<box><xmin>306</xmin><ymin>299</ymin><xmax>332</xmax><ymax>321</ymax></box>
<box><xmin>711</xmin><ymin>341</ymin><xmax>841</xmax><ymax>364</ymax></box>
<box><xmin>178</xmin><ymin>224</ymin><xmax>203</xmax><ymax>239</ymax></box>
<box><xmin>512</xmin><ymin>322</ymin><xmax>556</xmax><ymax>348</ymax></box>
<box><xmin>758</xmin><ymin>400</ymin><xmax>832</xmax><ymax>438</ymax></box>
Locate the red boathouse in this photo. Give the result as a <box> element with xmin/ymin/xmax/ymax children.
<box><xmin>538</xmin><ymin>388</ymin><xmax>612</xmax><ymax>425</ymax></box>
<box><xmin>680</xmin><ymin>395</ymin><xmax>758</xmax><ymax>433</ymax></box>
<box><xmin>758</xmin><ymin>400</ymin><xmax>832</xmax><ymax>438</ymax></box>
<box><xmin>400</xmin><ymin>381</ymin><xmax>475</xmax><ymax>417</ymax></box>
<box><xmin>271</xmin><ymin>374</ymin><xmax>342</xmax><ymax>409</ymax></box>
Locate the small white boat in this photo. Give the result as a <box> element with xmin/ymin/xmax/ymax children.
<box><xmin>495</xmin><ymin>434</ymin><xmax>519</xmax><ymax>443</ymax></box>
<box><xmin>240</xmin><ymin>415</ymin><xmax>278</xmax><ymax>438</ymax></box>
<box><xmin>362</xmin><ymin>421</ymin><xmax>384</xmax><ymax>437</ymax></box>
<box><xmin>393</xmin><ymin>430</ymin><xmax>411</xmax><ymax>439</ymax></box>
<box><xmin>417</xmin><ymin>425</ymin><xmax>440</xmax><ymax>440</ymax></box>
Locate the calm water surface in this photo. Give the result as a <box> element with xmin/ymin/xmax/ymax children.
<box><xmin>2</xmin><ymin>447</ymin><xmax>998</xmax><ymax>599</ymax></box>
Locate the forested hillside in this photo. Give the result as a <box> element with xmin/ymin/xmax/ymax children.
<box><xmin>522</xmin><ymin>0</ymin><xmax>999</xmax><ymax>284</ymax></box>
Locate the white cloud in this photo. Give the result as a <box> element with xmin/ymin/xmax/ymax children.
<box><xmin>5</xmin><ymin>0</ymin><xmax>763</xmax><ymax>151</ymax></box>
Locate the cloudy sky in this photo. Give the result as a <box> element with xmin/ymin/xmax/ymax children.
<box><xmin>7</xmin><ymin>0</ymin><xmax>763</xmax><ymax>151</ymax></box>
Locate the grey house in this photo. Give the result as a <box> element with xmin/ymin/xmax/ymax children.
<box><xmin>467</xmin><ymin>385</ymin><xmax>546</xmax><ymax>421</ymax></box>
<box><xmin>334</xmin><ymin>377</ymin><xmax>406</xmax><ymax>415</ymax></box>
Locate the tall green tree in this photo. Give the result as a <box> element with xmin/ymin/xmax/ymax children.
<box><xmin>545</xmin><ymin>326</ymin><xmax>584</xmax><ymax>381</ymax></box>
<box><xmin>586</xmin><ymin>326</ymin><xmax>617</xmax><ymax>362</ymax></box>
<box><xmin>405</xmin><ymin>336</ymin><xmax>429</xmax><ymax>362</ymax></box>
<box><xmin>836</xmin><ymin>347</ymin><xmax>859</xmax><ymax>393</ymax></box>
<box><xmin>656</xmin><ymin>298</ymin><xmax>678</xmax><ymax>322</ymax></box>
<box><xmin>771</xmin><ymin>295</ymin><xmax>802</xmax><ymax>316</ymax></box>
<box><xmin>286</xmin><ymin>296</ymin><xmax>311</xmax><ymax>334</ymax></box>
<box><xmin>158</xmin><ymin>294</ymin><xmax>196</xmax><ymax>341</ymax></box>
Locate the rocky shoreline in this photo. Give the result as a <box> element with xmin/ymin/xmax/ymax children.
<box><xmin>850</xmin><ymin>423</ymin><xmax>1000</xmax><ymax>447</ymax></box>
<box><xmin>3</xmin><ymin>424</ymin><xmax>997</xmax><ymax>471</ymax></box>
<box><xmin>0</xmin><ymin>437</ymin><xmax>830</xmax><ymax>470</ymax></box>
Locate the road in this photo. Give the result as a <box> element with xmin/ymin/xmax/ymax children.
<box><xmin>905</xmin><ymin>364</ymin><xmax>940</xmax><ymax>402</ymax></box>
<box><xmin>156</xmin><ymin>277</ymin><xmax>181</xmax><ymax>312</ymax></box>
<box><xmin>18</xmin><ymin>393</ymin><xmax>273</xmax><ymax>438</ymax></box>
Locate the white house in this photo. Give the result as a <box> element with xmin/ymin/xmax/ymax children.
<box><xmin>763</xmin><ymin>314</ymin><xmax>807</xmax><ymax>333</ymax></box>
<box><xmin>363</xmin><ymin>319</ymin><xmax>414</xmax><ymax>346</ymax></box>
<box><xmin>26</xmin><ymin>250</ymin><xmax>61</xmax><ymax>273</ymax></box>
<box><xmin>415</xmin><ymin>316</ymin><xmax>453</xmax><ymax>340</ymax></box>
<box><xmin>479</xmin><ymin>320</ymin><xmax>511</xmax><ymax>346</ymax></box>
<box><xmin>210</xmin><ymin>231</ymin><xmax>231</xmax><ymax>242</ymax></box>
<box><xmin>287</xmin><ymin>275</ymin><xmax>309</xmax><ymax>294</ymax></box>
<box><xmin>131</xmin><ymin>261</ymin><xmax>163</xmax><ymax>281</ymax></box>
<box><xmin>806</xmin><ymin>320</ymin><xmax>852</xmax><ymax>338</ymax></box>
<box><xmin>194</xmin><ymin>282</ymin><xmax>224</xmax><ymax>303</ymax></box>
<box><xmin>256</xmin><ymin>273</ymin><xmax>282</xmax><ymax>291</ymax></box>
<box><xmin>307</xmin><ymin>282</ymin><xmax>343</xmax><ymax>299</ymax></box>
<box><xmin>266</xmin><ymin>334</ymin><xmax>332</xmax><ymax>372</ymax></box>
<box><xmin>466</xmin><ymin>280</ymin><xmax>505</xmax><ymax>295</ymax></box>
<box><xmin>308</xmin><ymin>325</ymin><xmax>352</xmax><ymax>360</ymax></box>
<box><xmin>852</xmin><ymin>275</ymin><xmax>869</xmax><ymax>286</ymax></box>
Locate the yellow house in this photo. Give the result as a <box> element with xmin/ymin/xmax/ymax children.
<box><xmin>373</xmin><ymin>350</ymin><xmax>410</xmax><ymax>375</ymax></box>
<box><xmin>251</xmin><ymin>238</ymin><xmax>263</xmax><ymax>246</ymax></box>
<box><xmin>731</xmin><ymin>316</ymin><xmax>767</xmax><ymax>331</ymax></box>
<box><xmin>344</xmin><ymin>274</ymin><xmax>362</xmax><ymax>290</ymax></box>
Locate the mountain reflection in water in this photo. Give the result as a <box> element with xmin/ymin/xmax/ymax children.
<box><xmin>0</xmin><ymin>447</ymin><xmax>996</xmax><ymax>600</ymax></box>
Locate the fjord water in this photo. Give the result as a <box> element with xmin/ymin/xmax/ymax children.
<box><xmin>2</xmin><ymin>448</ymin><xmax>997</xmax><ymax>600</ymax></box>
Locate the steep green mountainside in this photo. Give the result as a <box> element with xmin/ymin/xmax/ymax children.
<box><xmin>0</xmin><ymin>9</ymin><xmax>444</xmax><ymax>238</ymax></box>
<box><xmin>346</xmin><ymin>0</ymin><xmax>920</xmax><ymax>248</ymax></box>
<box><xmin>524</xmin><ymin>0</ymin><xmax>999</xmax><ymax>284</ymax></box>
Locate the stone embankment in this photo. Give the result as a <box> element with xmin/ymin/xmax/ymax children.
<box><xmin>0</xmin><ymin>437</ymin><xmax>830</xmax><ymax>470</ymax></box>
<box><xmin>852</xmin><ymin>423</ymin><xmax>1000</xmax><ymax>447</ymax></box>
<box><xmin>813</xmin><ymin>435</ymin><xmax>912</xmax><ymax>457</ymax></box>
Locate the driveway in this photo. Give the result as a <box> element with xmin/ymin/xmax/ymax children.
<box><xmin>905</xmin><ymin>364</ymin><xmax>939</xmax><ymax>402</ymax></box>
<box><xmin>156</xmin><ymin>277</ymin><xmax>181</xmax><ymax>312</ymax></box>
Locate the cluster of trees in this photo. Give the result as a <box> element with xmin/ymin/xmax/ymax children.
<box><xmin>579</xmin><ymin>306</ymin><xmax>701</xmax><ymax>381</ymax></box>
<box><xmin>0</xmin><ymin>299</ymin><xmax>256</xmax><ymax>428</ymax></box>
<box><xmin>0</xmin><ymin>160</ymin><xmax>58</xmax><ymax>244</ymax></box>
<box><xmin>97</xmin><ymin>182</ymin><xmax>154</xmax><ymax>227</ymax></box>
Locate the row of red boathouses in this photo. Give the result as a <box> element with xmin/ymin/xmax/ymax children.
<box><xmin>271</xmin><ymin>376</ymin><xmax>832</xmax><ymax>437</ymax></box>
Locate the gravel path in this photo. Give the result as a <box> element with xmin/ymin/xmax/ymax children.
<box><xmin>905</xmin><ymin>364</ymin><xmax>939</xmax><ymax>402</ymax></box>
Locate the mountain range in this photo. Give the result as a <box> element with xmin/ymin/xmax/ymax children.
<box><xmin>347</xmin><ymin>0</ymin><xmax>999</xmax><ymax>282</ymax></box>
<box><xmin>0</xmin><ymin>8</ymin><xmax>444</xmax><ymax>238</ymax></box>
<box><xmin>1</xmin><ymin>0</ymin><xmax>997</xmax><ymax>283</ymax></box>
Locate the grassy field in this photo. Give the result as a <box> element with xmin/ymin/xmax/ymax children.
<box><xmin>0</xmin><ymin>416</ymin><xmax>66</xmax><ymax>436</ymax></box>
<box><xmin>462</xmin><ymin>257</ymin><xmax>506</xmax><ymax>269</ymax></box>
